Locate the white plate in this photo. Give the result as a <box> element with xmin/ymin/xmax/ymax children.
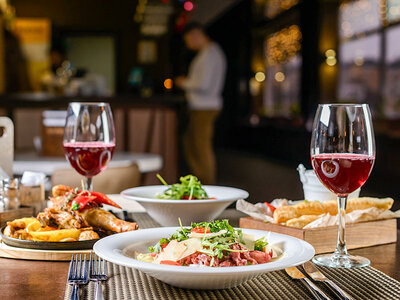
<box><xmin>94</xmin><ymin>227</ymin><xmax>315</xmax><ymax>289</ymax></box>
<box><xmin>121</xmin><ymin>185</ymin><xmax>249</xmax><ymax>226</ymax></box>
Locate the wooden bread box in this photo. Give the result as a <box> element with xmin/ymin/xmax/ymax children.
<box><xmin>240</xmin><ymin>217</ymin><xmax>397</xmax><ymax>254</ymax></box>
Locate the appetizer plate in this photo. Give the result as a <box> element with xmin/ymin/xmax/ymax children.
<box><xmin>0</xmin><ymin>226</ymin><xmax>97</xmax><ymax>250</ymax></box>
<box><xmin>121</xmin><ymin>185</ymin><xmax>249</xmax><ymax>226</ymax></box>
<box><xmin>94</xmin><ymin>227</ymin><xmax>315</xmax><ymax>289</ymax></box>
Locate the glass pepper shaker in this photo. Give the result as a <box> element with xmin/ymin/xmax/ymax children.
<box><xmin>2</xmin><ymin>178</ymin><xmax>20</xmax><ymax>210</ymax></box>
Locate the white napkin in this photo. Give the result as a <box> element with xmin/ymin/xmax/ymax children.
<box><xmin>21</xmin><ymin>171</ymin><xmax>46</xmax><ymax>186</ymax></box>
<box><xmin>236</xmin><ymin>199</ymin><xmax>291</xmax><ymax>223</ymax></box>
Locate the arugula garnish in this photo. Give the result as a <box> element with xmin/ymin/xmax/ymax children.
<box><xmin>156</xmin><ymin>174</ymin><xmax>209</xmax><ymax>200</ymax></box>
<box><xmin>254</xmin><ymin>237</ymin><xmax>268</xmax><ymax>251</ymax></box>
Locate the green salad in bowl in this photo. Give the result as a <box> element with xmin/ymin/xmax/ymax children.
<box><xmin>156</xmin><ymin>174</ymin><xmax>212</xmax><ymax>200</ymax></box>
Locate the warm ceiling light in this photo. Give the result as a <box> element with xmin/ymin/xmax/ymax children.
<box><xmin>274</xmin><ymin>72</ymin><xmax>285</xmax><ymax>82</ymax></box>
<box><xmin>254</xmin><ymin>72</ymin><xmax>265</xmax><ymax>82</ymax></box>
<box><xmin>164</xmin><ymin>78</ymin><xmax>173</xmax><ymax>89</ymax></box>
<box><xmin>326</xmin><ymin>56</ymin><xmax>337</xmax><ymax>66</ymax></box>
<box><xmin>325</xmin><ymin>49</ymin><xmax>336</xmax><ymax>58</ymax></box>
<box><xmin>184</xmin><ymin>1</ymin><xmax>194</xmax><ymax>11</ymax></box>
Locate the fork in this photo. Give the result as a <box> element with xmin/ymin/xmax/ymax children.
<box><xmin>89</xmin><ymin>252</ymin><xmax>108</xmax><ymax>300</ymax></box>
<box><xmin>68</xmin><ymin>254</ymin><xmax>88</xmax><ymax>300</ymax></box>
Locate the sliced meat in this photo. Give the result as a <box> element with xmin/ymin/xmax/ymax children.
<box><xmin>249</xmin><ymin>251</ymin><xmax>271</xmax><ymax>264</ymax></box>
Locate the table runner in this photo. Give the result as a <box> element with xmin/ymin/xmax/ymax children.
<box><xmin>64</xmin><ymin>212</ymin><xmax>400</xmax><ymax>300</ymax></box>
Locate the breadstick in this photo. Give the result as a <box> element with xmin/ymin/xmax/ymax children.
<box><xmin>322</xmin><ymin>197</ymin><xmax>394</xmax><ymax>215</ymax></box>
<box><xmin>286</xmin><ymin>215</ymin><xmax>321</xmax><ymax>228</ymax></box>
<box><xmin>273</xmin><ymin>201</ymin><xmax>325</xmax><ymax>223</ymax></box>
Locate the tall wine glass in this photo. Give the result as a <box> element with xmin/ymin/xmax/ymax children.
<box><xmin>63</xmin><ymin>102</ymin><xmax>115</xmax><ymax>191</ymax></box>
<box><xmin>311</xmin><ymin>104</ymin><xmax>375</xmax><ymax>268</ymax></box>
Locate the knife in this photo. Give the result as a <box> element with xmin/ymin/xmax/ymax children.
<box><xmin>285</xmin><ymin>267</ymin><xmax>331</xmax><ymax>300</ymax></box>
<box><xmin>303</xmin><ymin>261</ymin><xmax>353</xmax><ymax>300</ymax></box>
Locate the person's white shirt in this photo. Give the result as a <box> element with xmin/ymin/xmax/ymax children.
<box><xmin>182</xmin><ymin>42</ymin><xmax>226</xmax><ymax>110</ymax></box>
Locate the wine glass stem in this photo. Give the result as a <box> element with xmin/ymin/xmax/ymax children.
<box><xmin>335</xmin><ymin>195</ymin><xmax>348</xmax><ymax>257</ymax></box>
<box><xmin>85</xmin><ymin>177</ymin><xmax>93</xmax><ymax>191</ymax></box>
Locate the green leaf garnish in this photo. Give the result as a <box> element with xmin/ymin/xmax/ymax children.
<box><xmin>156</xmin><ymin>174</ymin><xmax>209</xmax><ymax>200</ymax></box>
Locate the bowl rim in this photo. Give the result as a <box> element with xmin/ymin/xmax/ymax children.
<box><xmin>120</xmin><ymin>185</ymin><xmax>249</xmax><ymax>204</ymax></box>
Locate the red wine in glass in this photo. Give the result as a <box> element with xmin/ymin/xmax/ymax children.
<box><xmin>64</xmin><ymin>142</ymin><xmax>115</xmax><ymax>177</ymax></box>
<box><xmin>310</xmin><ymin>104</ymin><xmax>376</xmax><ymax>269</ymax></box>
<box><xmin>311</xmin><ymin>153</ymin><xmax>375</xmax><ymax>196</ymax></box>
<box><xmin>63</xmin><ymin>102</ymin><xmax>115</xmax><ymax>191</ymax></box>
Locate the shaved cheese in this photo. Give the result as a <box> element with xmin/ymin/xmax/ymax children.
<box><xmin>264</xmin><ymin>244</ymin><xmax>283</xmax><ymax>258</ymax></box>
<box><xmin>189</xmin><ymin>230</ymin><xmax>227</xmax><ymax>239</ymax></box>
<box><xmin>178</xmin><ymin>238</ymin><xmax>202</xmax><ymax>260</ymax></box>
<box><xmin>154</xmin><ymin>238</ymin><xmax>203</xmax><ymax>264</ymax></box>
<box><xmin>242</xmin><ymin>233</ymin><xmax>255</xmax><ymax>250</ymax></box>
<box><xmin>154</xmin><ymin>240</ymin><xmax>186</xmax><ymax>264</ymax></box>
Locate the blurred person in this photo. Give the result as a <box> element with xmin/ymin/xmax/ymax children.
<box><xmin>175</xmin><ymin>23</ymin><xmax>226</xmax><ymax>184</ymax></box>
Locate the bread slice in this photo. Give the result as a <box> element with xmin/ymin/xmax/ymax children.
<box><xmin>273</xmin><ymin>197</ymin><xmax>394</xmax><ymax>224</ymax></box>
<box><xmin>286</xmin><ymin>215</ymin><xmax>321</xmax><ymax>228</ymax></box>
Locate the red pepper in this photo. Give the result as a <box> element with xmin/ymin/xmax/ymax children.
<box><xmin>161</xmin><ymin>242</ymin><xmax>169</xmax><ymax>249</ymax></box>
<box><xmin>181</xmin><ymin>195</ymin><xmax>196</xmax><ymax>200</ymax></box>
<box><xmin>73</xmin><ymin>195</ymin><xmax>97</xmax><ymax>211</ymax></box>
<box><xmin>89</xmin><ymin>191</ymin><xmax>122</xmax><ymax>209</ymax></box>
<box><xmin>74</xmin><ymin>190</ymin><xmax>122</xmax><ymax>209</ymax></box>
<box><xmin>264</xmin><ymin>202</ymin><xmax>276</xmax><ymax>213</ymax></box>
<box><xmin>191</xmin><ymin>227</ymin><xmax>211</xmax><ymax>234</ymax></box>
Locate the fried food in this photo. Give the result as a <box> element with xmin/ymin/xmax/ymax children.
<box><xmin>52</xmin><ymin>185</ymin><xmax>74</xmax><ymax>197</ymax></box>
<box><xmin>323</xmin><ymin>197</ymin><xmax>394</xmax><ymax>215</ymax></box>
<box><xmin>273</xmin><ymin>197</ymin><xmax>394</xmax><ymax>225</ymax></box>
<box><xmin>81</xmin><ymin>208</ymin><xmax>138</xmax><ymax>233</ymax></box>
<box><xmin>286</xmin><ymin>215</ymin><xmax>321</xmax><ymax>228</ymax></box>
<box><xmin>4</xmin><ymin>185</ymin><xmax>139</xmax><ymax>243</ymax></box>
<box><xmin>79</xmin><ymin>230</ymin><xmax>100</xmax><ymax>241</ymax></box>
<box><xmin>37</xmin><ymin>208</ymin><xmax>89</xmax><ymax>229</ymax></box>
<box><xmin>273</xmin><ymin>201</ymin><xmax>325</xmax><ymax>223</ymax></box>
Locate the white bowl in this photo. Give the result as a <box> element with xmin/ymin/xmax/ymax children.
<box><xmin>121</xmin><ymin>185</ymin><xmax>249</xmax><ymax>226</ymax></box>
<box><xmin>298</xmin><ymin>165</ymin><xmax>360</xmax><ymax>202</ymax></box>
<box><xmin>94</xmin><ymin>227</ymin><xmax>315</xmax><ymax>289</ymax></box>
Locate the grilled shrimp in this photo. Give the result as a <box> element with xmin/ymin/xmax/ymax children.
<box><xmin>52</xmin><ymin>185</ymin><xmax>74</xmax><ymax>197</ymax></box>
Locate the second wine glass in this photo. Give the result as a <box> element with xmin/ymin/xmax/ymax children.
<box><xmin>310</xmin><ymin>103</ymin><xmax>375</xmax><ymax>268</ymax></box>
<box><xmin>63</xmin><ymin>102</ymin><xmax>116</xmax><ymax>191</ymax></box>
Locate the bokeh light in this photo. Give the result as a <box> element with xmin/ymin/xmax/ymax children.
<box><xmin>164</xmin><ymin>78</ymin><xmax>173</xmax><ymax>90</ymax></box>
<box><xmin>255</xmin><ymin>72</ymin><xmax>266</xmax><ymax>82</ymax></box>
<box><xmin>326</xmin><ymin>56</ymin><xmax>337</xmax><ymax>66</ymax></box>
<box><xmin>274</xmin><ymin>72</ymin><xmax>285</xmax><ymax>82</ymax></box>
<box><xmin>184</xmin><ymin>1</ymin><xmax>194</xmax><ymax>12</ymax></box>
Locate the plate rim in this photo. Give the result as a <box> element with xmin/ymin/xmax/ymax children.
<box><xmin>121</xmin><ymin>185</ymin><xmax>249</xmax><ymax>204</ymax></box>
<box><xmin>94</xmin><ymin>227</ymin><xmax>315</xmax><ymax>274</ymax></box>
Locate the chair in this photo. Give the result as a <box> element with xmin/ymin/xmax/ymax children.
<box><xmin>51</xmin><ymin>163</ymin><xmax>141</xmax><ymax>194</ymax></box>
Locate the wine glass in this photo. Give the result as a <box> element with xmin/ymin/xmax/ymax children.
<box><xmin>311</xmin><ymin>104</ymin><xmax>375</xmax><ymax>268</ymax></box>
<box><xmin>63</xmin><ymin>102</ymin><xmax>115</xmax><ymax>191</ymax></box>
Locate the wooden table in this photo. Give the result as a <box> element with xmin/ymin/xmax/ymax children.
<box><xmin>1</xmin><ymin>229</ymin><xmax>399</xmax><ymax>300</ymax></box>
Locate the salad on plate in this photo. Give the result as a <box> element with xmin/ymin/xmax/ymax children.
<box><xmin>156</xmin><ymin>174</ymin><xmax>212</xmax><ymax>200</ymax></box>
<box><xmin>137</xmin><ymin>219</ymin><xmax>278</xmax><ymax>267</ymax></box>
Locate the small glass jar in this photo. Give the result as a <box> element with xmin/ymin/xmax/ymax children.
<box><xmin>2</xmin><ymin>178</ymin><xmax>20</xmax><ymax>210</ymax></box>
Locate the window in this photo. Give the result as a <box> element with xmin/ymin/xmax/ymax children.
<box><xmin>263</xmin><ymin>25</ymin><xmax>302</xmax><ymax>117</ymax></box>
<box><xmin>338</xmin><ymin>0</ymin><xmax>400</xmax><ymax>118</ymax></box>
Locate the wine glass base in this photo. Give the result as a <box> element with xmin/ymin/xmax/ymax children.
<box><xmin>312</xmin><ymin>253</ymin><xmax>370</xmax><ymax>268</ymax></box>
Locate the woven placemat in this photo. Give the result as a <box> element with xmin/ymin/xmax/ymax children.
<box><xmin>64</xmin><ymin>212</ymin><xmax>400</xmax><ymax>300</ymax></box>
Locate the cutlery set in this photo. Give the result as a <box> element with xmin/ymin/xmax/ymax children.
<box><xmin>285</xmin><ymin>262</ymin><xmax>353</xmax><ymax>300</ymax></box>
<box><xmin>68</xmin><ymin>253</ymin><xmax>108</xmax><ymax>300</ymax></box>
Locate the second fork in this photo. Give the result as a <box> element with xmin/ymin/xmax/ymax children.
<box><xmin>89</xmin><ymin>252</ymin><xmax>108</xmax><ymax>300</ymax></box>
